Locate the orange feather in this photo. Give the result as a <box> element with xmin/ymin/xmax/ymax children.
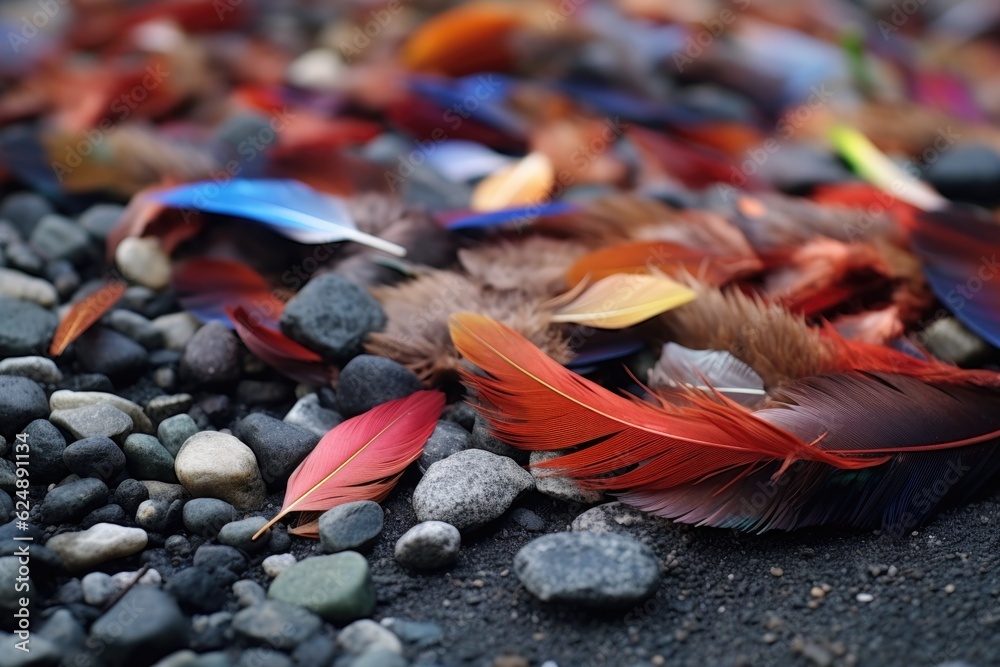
<box><xmin>50</xmin><ymin>280</ymin><xmax>126</xmax><ymax>357</ymax></box>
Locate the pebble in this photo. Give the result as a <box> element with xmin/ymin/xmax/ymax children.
<box><xmin>570</xmin><ymin>502</ymin><xmax>676</xmax><ymax>547</ymax></box>
<box><xmin>287</xmin><ymin>48</ymin><xmax>345</xmax><ymax>89</ymax></box>
<box><xmin>50</xmin><ymin>404</ymin><xmax>134</xmax><ymax>442</ymax></box>
<box><xmin>381</xmin><ymin>618</ymin><xmax>443</xmax><ymax>649</ymax></box>
<box><xmin>174</xmin><ymin>431</ymin><xmax>267</xmax><ymax>510</ymax></box>
<box><xmin>78</xmin><ymin>203</ymin><xmax>125</xmax><ymax>240</ymax></box>
<box><xmin>0</xmin><ymin>297</ymin><xmax>56</xmax><ymax>357</ymax></box>
<box><xmin>279</xmin><ymin>274</ymin><xmax>386</xmax><ymax>362</ymax></box>
<box><xmin>856</xmin><ymin>592</ymin><xmax>874</xmax><ymax>603</ymax></box>
<box><xmin>136</xmin><ymin>498</ymin><xmax>184</xmax><ymax>534</ymax></box>
<box><xmin>105</xmin><ymin>309</ymin><xmax>165</xmax><ymax>349</ymax></box>
<box><xmin>40</xmin><ymin>477</ymin><xmax>109</xmax><ymax>524</ymax></box>
<box><xmin>46</xmin><ymin>259</ymin><xmax>80</xmax><ymax>300</ymax></box>
<box><xmin>81</xmin><ymin>571</ymin><xmax>116</xmax><ymax>606</ymax></box>
<box><xmin>233</xmin><ymin>579</ymin><xmax>267</xmax><ymax>608</ymax></box>
<box><xmin>47</xmin><ymin>523</ymin><xmax>148</xmax><ymax>572</ymax></box>
<box><xmin>262</xmin><ymin>553</ymin><xmax>296</xmax><ymax>578</ymax></box>
<box><xmin>182</xmin><ymin>498</ymin><xmax>237</xmax><ymax>539</ymax></box>
<box><xmin>218</xmin><ymin>517</ymin><xmax>272</xmax><ymax>554</ymax></box>
<box><xmin>50</xmin><ymin>390</ymin><xmax>154</xmax><ymax>433</ymax></box>
<box><xmin>37</xmin><ymin>609</ymin><xmax>87</xmax><ymax>663</ymax></box>
<box><xmin>233</xmin><ymin>413</ymin><xmax>319</xmax><ymax>487</ymax></box>
<box><xmin>0</xmin><ymin>355</ymin><xmax>62</xmax><ymax>383</ymax></box>
<box><xmin>293</xmin><ymin>634</ymin><xmax>339</xmax><ymax>667</ymax></box>
<box><xmin>75</xmin><ymin>326</ymin><xmax>148</xmax><ymax>381</ymax></box>
<box><xmin>412</xmin><ymin>449</ymin><xmax>535</xmax><ymax>530</ymax></box>
<box><xmin>180</xmin><ymin>322</ymin><xmax>242</xmax><ymax>385</ymax></box>
<box><xmin>5</xmin><ymin>240</ymin><xmax>45</xmax><ymax>275</ymax></box>
<box><xmin>338</xmin><ymin>618</ymin><xmax>404</xmax><ymax>655</ymax></box>
<box><xmin>514</xmin><ymin>531</ymin><xmax>661</xmax><ymax>607</ymax></box>
<box><xmin>62</xmin><ymin>436</ymin><xmax>126</xmax><ymax>483</ymax></box>
<box><xmin>920</xmin><ymin>317</ymin><xmax>990</xmax><ymax>366</ymax></box>
<box><xmin>0</xmin><ymin>633</ymin><xmax>61</xmax><ymax>666</ymax></box>
<box><xmin>0</xmin><ymin>267</ymin><xmax>57</xmax><ymax>305</ymax></box>
<box><xmin>0</xmin><ymin>376</ymin><xmax>48</xmax><ymax>438</ymax></box>
<box><xmin>123</xmin><ymin>434</ymin><xmax>178</xmax><ymax>483</ymax></box>
<box><xmin>193</xmin><ymin>545</ymin><xmax>248</xmax><ymax>585</ymax></box>
<box><xmin>142</xmin><ymin>481</ymin><xmax>189</xmax><ymax>504</ymax></box>
<box><xmin>232</xmin><ymin>599</ymin><xmax>323</xmax><ymax>648</ymax></box>
<box><xmin>157</xmin><ymin>414</ymin><xmax>199</xmax><ymax>457</ymax></box>
<box><xmin>0</xmin><ymin>556</ymin><xmax>30</xmax><ymax>615</ymax></box>
<box><xmin>442</xmin><ymin>400</ymin><xmax>477</xmax><ymax>430</ymax></box>
<box><xmin>470</xmin><ymin>415</ymin><xmax>528</xmax><ymax>464</ymax></box>
<box><xmin>113</xmin><ymin>478</ymin><xmax>150</xmax><ymax>517</ymax></box>
<box><xmin>417</xmin><ymin>421</ymin><xmax>470</xmax><ymax>473</ymax></box>
<box><xmin>529</xmin><ymin>451</ymin><xmax>604</xmax><ymax>504</ymax></box>
<box><xmin>152</xmin><ymin>313</ymin><xmax>202</xmax><ymax>350</ymax></box>
<box><xmin>146</xmin><ymin>394</ymin><xmax>194</xmax><ymax>424</ymax></box>
<box><xmin>268</xmin><ymin>552</ymin><xmax>375</xmax><ymax>623</ymax></box>
<box><xmin>283</xmin><ymin>392</ymin><xmax>342</xmax><ymax>438</ymax></box>
<box><xmin>335</xmin><ymin>355</ymin><xmax>423</xmax><ymax>417</ymax></box>
<box><xmin>1</xmin><ymin>191</ymin><xmax>53</xmax><ymax>236</ymax></box>
<box><xmin>394</xmin><ymin>521</ymin><xmax>461</xmax><ymax>570</ymax></box>
<box><xmin>82</xmin><ymin>503</ymin><xmax>128</xmax><ymax>528</ymax></box>
<box><xmin>116</xmin><ymin>236</ymin><xmax>172</xmax><ymax>290</ymax></box>
<box><xmin>88</xmin><ymin>585</ymin><xmax>188</xmax><ymax>667</ymax></box>
<box><xmin>509</xmin><ymin>508</ymin><xmax>546</xmax><ymax>532</ymax></box>
<box><xmin>235</xmin><ymin>648</ymin><xmax>291</xmax><ymax>667</ymax></box>
<box><xmin>29</xmin><ymin>214</ymin><xmax>92</xmax><ymax>264</ymax></box>
<box><xmin>165</xmin><ymin>534</ymin><xmax>192</xmax><ymax>558</ymax></box>
<box><xmin>166</xmin><ymin>566</ymin><xmax>228</xmax><ymax>614</ymax></box>
<box><xmin>318</xmin><ymin>500</ymin><xmax>384</xmax><ymax>553</ymax></box>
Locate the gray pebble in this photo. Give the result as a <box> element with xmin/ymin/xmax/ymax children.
<box><xmin>417</xmin><ymin>421</ymin><xmax>470</xmax><ymax>473</ymax></box>
<box><xmin>50</xmin><ymin>404</ymin><xmax>134</xmax><ymax>442</ymax></box>
<box><xmin>62</xmin><ymin>436</ymin><xmax>126</xmax><ymax>483</ymax></box>
<box><xmin>40</xmin><ymin>477</ymin><xmax>109</xmax><ymax>524</ymax></box>
<box><xmin>335</xmin><ymin>355</ymin><xmax>422</xmax><ymax>418</ymax></box>
<box><xmin>123</xmin><ymin>433</ymin><xmax>178</xmax><ymax>483</ymax></box>
<box><xmin>318</xmin><ymin>500</ymin><xmax>384</xmax><ymax>553</ymax></box>
<box><xmin>157</xmin><ymin>414</ymin><xmax>199</xmax><ymax>458</ymax></box>
<box><xmin>0</xmin><ymin>297</ymin><xmax>56</xmax><ymax>358</ymax></box>
<box><xmin>0</xmin><ymin>355</ymin><xmax>62</xmax><ymax>383</ymax></box>
<box><xmin>394</xmin><ymin>521</ymin><xmax>461</xmax><ymax>570</ymax></box>
<box><xmin>282</xmin><ymin>393</ymin><xmax>342</xmax><ymax>438</ymax></box>
<box><xmin>183</xmin><ymin>498</ymin><xmax>237</xmax><ymax>539</ymax></box>
<box><xmin>180</xmin><ymin>322</ymin><xmax>241</xmax><ymax>385</ymax></box>
<box><xmin>218</xmin><ymin>517</ymin><xmax>272</xmax><ymax>554</ymax></box>
<box><xmin>232</xmin><ymin>579</ymin><xmax>267</xmax><ymax>608</ymax></box>
<box><xmin>88</xmin><ymin>585</ymin><xmax>188</xmax><ymax>666</ymax></box>
<box><xmin>233</xmin><ymin>413</ymin><xmax>319</xmax><ymax>488</ymax></box>
<box><xmin>232</xmin><ymin>599</ymin><xmax>323</xmax><ymax>648</ymax></box>
<box><xmin>29</xmin><ymin>214</ymin><xmax>92</xmax><ymax>264</ymax></box>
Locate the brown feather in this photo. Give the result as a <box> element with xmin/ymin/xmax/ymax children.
<box><xmin>457</xmin><ymin>236</ymin><xmax>588</xmax><ymax>297</ymax></box>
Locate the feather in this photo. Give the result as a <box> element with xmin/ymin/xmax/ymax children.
<box><xmin>471</xmin><ymin>152</ymin><xmax>554</xmax><ymax>212</ymax></box>
<box><xmin>449</xmin><ymin>314</ymin><xmax>1000</xmax><ymax>532</ymax></box>
<box><xmin>50</xmin><ymin>280</ymin><xmax>127</xmax><ymax>357</ymax></box>
<box><xmin>152</xmin><ymin>179</ymin><xmax>406</xmax><ymax>256</ymax></box>
<box><xmin>227</xmin><ymin>306</ymin><xmax>334</xmax><ymax>386</ymax></box>
<box><xmin>649</xmin><ymin>343</ymin><xmax>766</xmax><ymax>408</ymax></box>
<box><xmin>458</xmin><ymin>237</ymin><xmax>588</xmax><ymax>297</ymax></box>
<box><xmin>437</xmin><ymin>202</ymin><xmax>576</xmax><ymax>230</ymax></box>
<box><xmin>547</xmin><ymin>273</ymin><xmax>697</xmax><ymax>329</ymax></box>
<box><xmin>172</xmin><ymin>258</ymin><xmax>287</xmax><ymax>326</ymax></box>
<box><xmin>254</xmin><ymin>391</ymin><xmax>445</xmax><ymax>539</ymax></box>
<box><xmin>565</xmin><ymin>240</ymin><xmax>762</xmax><ymax>287</ymax></box>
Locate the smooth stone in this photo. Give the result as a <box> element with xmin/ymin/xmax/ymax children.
<box><xmin>145</xmin><ymin>394</ymin><xmax>193</xmax><ymax>424</ymax></box>
<box><xmin>46</xmin><ymin>259</ymin><xmax>80</xmax><ymax>300</ymax></box>
<box><xmin>412</xmin><ymin>449</ymin><xmax>535</xmax><ymax>531</ymax></box>
<box><xmin>141</xmin><ymin>481</ymin><xmax>189</xmax><ymax>504</ymax></box>
<box><xmin>0</xmin><ymin>355</ymin><xmax>62</xmax><ymax>383</ymax></box>
<box><xmin>0</xmin><ymin>376</ymin><xmax>48</xmax><ymax>438</ymax></box>
<box><xmin>509</xmin><ymin>507</ymin><xmax>546</xmax><ymax>532</ymax></box>
<box><xmin>267</xmin><ymin>552</ymin><xmax>375</xmax><ymax>623</ymax></box>
<box><xmin>442</xmin><ymin>400</ymin><xmax>477</xmax><ymax>431</ymax></box>
<box><xmin>0</xmin><ymin>556</ymin><xmax>30</xmax><ymax>617</ymax></box>
<box><xmin>318</xmin><ymin>500</ymin><xmax>384</xmax><ymax>553</ymax></box>
<box><xmin>0</xmin><ymin>491</ymin><xmax>11</xmax><ymax>523</ymax></box>
<box><xmin>123</xmin><ymin>434</ymin><xmax>178</xmax><ymax>483</ymax></box>
<box><xmin>261</xmin><ymin>553</ymin><xmax>296</xmax><ymax>578</ymax></box>
<box><xmin>174</xmin><ymin>431</ymin><xmax>267</xmax><ymax>510</ymax></box>
<box><xmin>417</xmin><ymin>420</ymin><xmax>470</xmax><ymax>473</ymax></box>
<box><xmin>570</xmin><ymin>502</ymin><xmax>676</xmax><ymax>546</ymax></box>
<box><xmin>351</xmin><ymin>649</ymin><xmax>408</xmax><ymax>667</ymax></box>
<box><xmin>292</xmin><ymin>634</ymin><xmax>338</xmax><ymax>667</ymax></box>
<box><xmin>62</xmin><ymin>436</ymin><xmax>126</xmax><ymax>483</ymax></box>
<box><xmin>180</xmin><ymin>322</ymin><xmax>241</xmax><ymax>385</ymax></box>
<box><xmin>81</xmin><ymin>503</ymin><xmax>128</xmax><ymax>528</ymax></box>
<box><xmin>0</xmin><ymin>268</ymin><xmax>57</xmax><ymax>306</ymax></box>
<box><xmin>116</xmin><ymin>236</ymin><xmax>171</xmax><ymax>290</ymax></box>
<box><xmin>50</xmin><ymin>404</ymin><xmax>133</xmax><ymax>442</ymax></box>
<box><xmin>166</xmin><ymin>566</ymin><xmax>227</xmax><ymax>614</ymax></box>
<box><xmin>235</xmin><ymin>649</ymin><xmax>290</xmax><ymax>667</ymax></box>
<box><xmin>78</xmin><ymin>203</ymin><xmax>125</xmax><ymax>240</ymax></box>
<box><xmin>1</xmin><ymin>191</ymin><xmax>53</xmax><ymax>236</ymax></box>
<box><xmin>113</xmin><ymin>478</ymin><xmax>149</xmax><ymax>517</ymax></box>
<box><xmin>921</xmin><ymin>317</ymin><xmax>991</xmax><ymax>366</ymax></box>
<box><xmin>57</xmin><ymin>373</ymin><xmax>114</xmax><ymax>393</ymax></box>
<box><xmin>193</xmin><ymin>545</ymin><xmax>247</xmax><ymax>585</ymax></box>
<box><xmin>182</xmin><ymin>498</ymin><xmax>237</xmax><ymax>539</ymax></box>
<box><xmin>22</xmin><ymin>419</ymin><xmax>67</xmax><ymax>483</ymax></box>
<box><xmin>165</xmin><ymin>534</ymin><xmax>192</xmax><ymax>558</ymax></box>
<box><xmin>47</xmin><ymin>523</ymin><xmax>148</xmax><ymax>572</ymax></box>
<box><xmin>40</xmin><ymin>478</ymin><xmax>108</xmax><ymax>524</ymax></box>
<box><xmin>50</xmin><ymin>390</ymin><xmax>154</xmax><ymax>433</ymax></box>
<box><xmin>88</xmin><ymin>586</ymin><xmax>188</xmax><ymax>667</ymax></box>
<box><xmin>151</xmin><ymin>313</ymin><xmax>201</xmax><ymax>350</ymax></box>
<box><xmin>338</xmin><ymin>618</ymin><xmax>403</xmax><ymax>655</ymax></box>
<box><xmin>81</xmin><ymin>571</ymin><xmax>116</xmax><ymax>606</ymax></box>
<box><xmin>105</xmin><ymin>309</ymin><xmax>165</xmax><ymax>349</ymax></box>
<box><xmin>232</xmin><ymin>599</ymin><xmax>323</xmax><ymax>648</ymax></box>
<box><xmin>470</xmin><ymin>415</ymin><xmax>527</xmax><ymax>463</ymax></box>
<box><xmin>282</xmin><ymin>393</ymin><xmax>342</xmax><ymax>438</ymax></box>
<box><xmin>0</xmin><ymin>297</ymin><xmax>56</xmax><ymax>358</ymax></box>
<box><xmin>157</xmin><ymin>414</ymin><xmax>199</xmax><ymax>458</ymax></box>
<box><xmin>37</xmin><ymin>609</ymin><xmax>87</xmax><ymax>661</ymax></box>
<box><xmin>335</xmin><ymin>355</ymin><xmax>422</xmax><ymax>418</ymax></box>
<box><xmin>380</xmin><ymin>618</ymin><xmax>443</xmax><ymax>649</ymax></box>
<box><xmin>233</xmin><ymin>413</ymin><xmax>319</xmax><ymax>487</ymax></box>
<box><xmin>29</xmin><ymin>214</ymin><xmax>91</xmax><ymax>264</ymax></box>
<box><xmin>189</xmin><ymin>612</ymin><xmax>235</xmax><ymax>655</ymax></box>
<box><xmin>217</xmin><ymin>517</ymin><xmax>271</xmax><ymax>554</ymax></box>
<box><xmin>0</xmin><ymin>633</ymin><xmax>60</xmax><ymax>666</ymax></box>
<box><xmin>136</xmin><ymin>498</ymin><xmax>183</xmax><ymax>534</ymax></box>
<box><xmin>279</xmin><ymin>274</ymin><xmax>386</xmax><ymax>363</ymax></box>
<box><xmin>513</xmin><ymin>531</ymin><xmax>661</xmax><ymax>607</ymax></box>
<box><xmin>394</xmin><ymin>521</ymin><xmax>461</xmax><ymax>570</ymax></box>
<box><xmin>529</xmin><ymin>451</ymin><xmax>604</xmax><ymax>504</ymax></box>
<box><xmin>5</xmin><ymin>240</ymin><xmax>45</xmax><ymax>275</ymax></box>
<box><xmin>74</xmin><ymin>326</ymin><xmax>148</xmax><ymax>381</ymax></box>
<box><xmin>232</xmin><ymin>579</ymin><xmax>267</xmax><ymax>608</ymax></box>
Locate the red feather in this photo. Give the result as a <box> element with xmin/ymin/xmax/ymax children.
<box><xmin>50</xmin><ymin>280</ymin><xmax>126</xmax><ymax>356</ymax></box>
<box><xmin>255</xmin><ymin>390</ymin><xmax>445</xmax><ymax>538</ymax></box>
<box><xmin>173</xmin><ymin>258</ymin><xmax>287</xmax><ymax>326</ymax></box>
<box><xmin>227</xmin><ymin>305</ymin><xmax>334</xmax><ymax>386</ymax></box>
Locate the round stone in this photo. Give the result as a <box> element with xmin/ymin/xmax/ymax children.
<box><xmin>335</xmin><ymin>355</ymin><xmax>422</xmax><ymax>418</ymax></box>
<box><xmin>165</xmin><ymin>566</ymin><xmax>227</xmax><ymax>614</ymax></box>
<box><xmin>46</xmin><ymin>523</ymin><xmax>148</xmax><ymax>572</ymax></box>
<box><xmin>0</xmin><ymin>268</ymin><xmax>57</xmax><ymax>306</ymax></box>
<box><xmin>174</xmin><ymin>431</ymin><xmax>267</xmax><ymax>510</ymax></box>
<box><xmin>337</xmin><ymin>619</ymin><xmax>403</xmax><ymax>656</ymax></box>
<box><xmin>268</xmin><ymin>552</ymin><xmax>375</xmax><ymax>624</ymax></box>
<box><xmin>233</xmin><ymin>413</ymin><xmax>319</xmax><ymax>487</ymax></box>
<box><xmin>49</xmin><ymin>390</ymin><xmax>154</xmax><ymax>433</ymax></box>
<box><xmin>417</xmin><ymin>421</ymin><xmax>470</xmax><ymax>473</ymax></box>
<box><xmin>74</xmin><ymin>326</ymin><xmax>148</xmax><ymax>381</ymax></box>
<box><xmin>412</xmin><ymin>449</ymin><xmax>534</xmax><ymax>531</ymax></box>
<box><xmin>1</xmin><ymin>191</ymin><xmax>53</xmax><ymax>236</ymax></box>
<box><xmin>29</xmin><ymin>214</ymin><xmax>91</xmax><ymax>264</ymax></box>
<box><xmin>470</xmin><ymin>415</ymin><xmax>527</xmax><ymax>463</ymax></box>
<box><xmin>112</xmin><ymin>478</ymin><xmax>149</xmax><ymax>518</ymax></box>
<box><xmin>182</xmin><ymin>498</ymin><xmax>237</xmax><ymax>539</ymax></box>
<box><xmin>394</xmin><ymin>521</ymin><xmax>461</xmax><ymax>570</ymax></box>
<box><xmin>218</xmin><ymin>517</ymin><xmax>272</xmax><ymax>554</ymax></box>
<box><xmin>529</xmin><ymin>450</ymin><xmax>604</xmax><ymax>504</ymax></box>
<box><xmin>513</xmin><ymin>531</ymin><xmax>661</xmax><ymax>607</ymax></box>
<box><xmin>115</xmin><ymin>236</ymin><xmax>172</xmax><ymax>290</ymax></box>
<box><xmin>50</xmin><ymin>404</ymin><xmax>134</xmax><ymax>442</ymax></box>
<box><xmin>0</xmin><ymin>355</ymin><xmax>62</xmax><ymax>383</ymax></box>
<box><xmin>88</xmin><ymin>585</ymin><xmax>187</xmax><ymax>667</ymax></box>
<box><xmin>262</xmin><ymin>553</ymin><xmax>296</xmax><ymax>578</ymax></box>
<box><xmin>21</xmin><ymin>419</ymin><xmax>67</xmax><ymax>483</ymax></box>
<box><xmin>180</xmin><ymin>321</ymin><xmax>241</xmax><ymax>385</ymax></box>
<box><xmin>78</xmin><ymin>203</ymin><xmax>125</xmax><ymax>240</ymax></box>
<box><xmin>40</xmin><ymin>478</ymin><xmax>109</xmax><ymax>525</ymax></box>
<box><xmin>0</xmin><ymin>375</ymin><xmax>48</xmax><ymax>438</ymax></box>
<box><xmin>62</xmin><ymin>436</ymin><xmax>126</xmax><ymax>483</ymax></box>
<box><xmin>232</xmin><ymin>599</ymin><xmax>322</xmax><ymax>648</ymax></box>
<box><xmin>318</xmin><ymin>500</ymin><xmax>384</xmax><ymax>553</ymax></box>
<box><xmin>156</xmin><ymin>414</ymin><xmax>199</xmax><ymax>458</ymax></box>
<box><xmin>123</xmin><ymin>434</ymin><xmax>177</xmax><ymax>483</ymax></box>
<box><xmin>0</xmin><ymin>297</ymin><xmax>56</xmax><ymax>358</ymax></box>
<box><xmin>282</xmin><ymin>393</ymin><xmax>342</xmax><ymax>438</ymax></box>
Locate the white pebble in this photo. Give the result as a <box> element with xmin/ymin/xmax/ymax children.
<box><xmin>262</xmin><ymin>553</ymin><xmax>296</xmax><ymax>578</ymax></box>
<box><xmin>115</xmin><ymin>236</ymin><xmax>171</xmax><ymax>290</ymax></box>
<box><xmin>856</xmin><ymin>592</ymin><xmax>874</xmax><ymax>603</ymax></box>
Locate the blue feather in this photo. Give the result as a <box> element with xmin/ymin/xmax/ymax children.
<box><xmin>440</xmin><ymin>202</ymin><xmax>576</xmax><ymax>230</ymax></box>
